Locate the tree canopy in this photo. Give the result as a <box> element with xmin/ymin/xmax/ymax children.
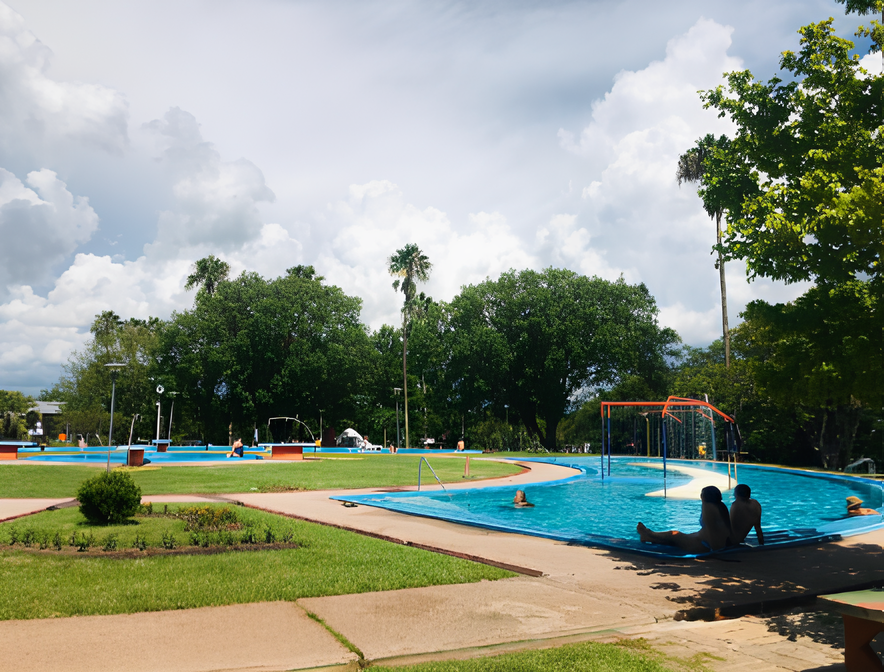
<box><xmin>699</xmin><ymin>16</ymin><xmax>884</xmax><ymax>467</ymax></box>
<box><xmin>445</xmin><ymin>268</ymin><xmax>679</xmax><ymax>451</ymax></box>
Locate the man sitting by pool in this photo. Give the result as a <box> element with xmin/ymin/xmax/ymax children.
<box><xmin>730</xmin><ymin>483</ymin><xmax>764</xmax><ymax>545</ymax></box>
<box><xmin>637</xmin><ymin>485</ymin><xmax>732</xmax><ymax>554</ymax></box>
<box><xmin>227</xmin><ymin>438</ymin><xmax>245</xmax><ymax>458</ymax></box>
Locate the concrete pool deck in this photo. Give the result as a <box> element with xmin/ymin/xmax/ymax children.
<box><xmin>0</xmin><ymin>459</ymin><xmax>881</xmax><ymax>670</ymax></box>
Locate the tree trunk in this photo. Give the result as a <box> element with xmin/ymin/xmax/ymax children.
<box><xmin>402</xmin><ymin>318</ymin><xmax>409</xmax><ymax>449</ymax></box>
<box><xmin>543</xmin><ymin>415</ymin><xmax>558</xmax><ymax>452</ymax></box>
<box><xmin>716</xmin><ymin>211</ymin><xmax>731</xmax><ymax>368</ymax></box>
<box><xmin>816</xmin><ymin>401</ymin><xmax>862</xmax><ymax>470</ymax></box>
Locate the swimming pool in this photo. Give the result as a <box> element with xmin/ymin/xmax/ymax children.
<box><xmin>18</xmin><ymin>445</ymin><xmax>480</xmax><ymax>464</ymax></box>
<box><xmin>332</xmin><ymin>456</ymin><xmax>884</xmax><ymax>557</ymax></box>
<box><xmin>19</xmin><ymin>449</ymin><xmax>263</xmax><ymax>464</ymax></box>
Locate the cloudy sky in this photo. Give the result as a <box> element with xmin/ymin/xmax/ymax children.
<box><xmin>0</xmin><ymin>0</ymin><xmax>873</xmax><ymax>395</ymax></box>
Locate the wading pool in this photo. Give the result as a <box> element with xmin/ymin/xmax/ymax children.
<box><xmin>332</xmin><ymin>456</ymin><xmax>884</xmax><ymax>557</ymax></box>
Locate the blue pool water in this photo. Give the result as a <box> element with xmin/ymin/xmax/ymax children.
<box><xmin>332</xmin><ymin>456</ymin><xmax>884</xmax><ymax>556</ymax></box>
<box><xmin>19</xmin><ymin>445</ymin><xmax>479</xmax><ymax>463</ymax></box>
<box><xmin>20</xmin><ymin>449</ymin><xmax>262</xmax><ymax>463</ymax></box>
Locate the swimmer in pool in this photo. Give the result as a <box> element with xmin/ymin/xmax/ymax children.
<box><xmin>513</xmin><ymin>490</ymin><xmax>534</xmax><ymax>508</ymax></box>
<box><xmin>637</xmin><ymin>485</ymin><xmax>732</xmax><ymax>554</ymax></box>
<box><xmin>730</xmin><ymin>483</ymin><xmax>764</xmax><ymax>545</ymax></box>
<box><xmin>227</xmin><ymin>438</ymin><xmax>244</xmax><ymax>458</ymax></box>
<box><xmin>846</xmin><ymin>496</ymin><xmax>880</xmax><ymax>516</ymax></box>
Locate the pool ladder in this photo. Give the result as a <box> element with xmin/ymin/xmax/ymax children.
<box><xmin>417</xmin><ymin>456</ymin><xmax>447</xmax><ymax>493</ymax></box>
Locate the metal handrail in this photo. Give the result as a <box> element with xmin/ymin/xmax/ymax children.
<box><xmin>417</xmin><ymin>456</ymin><xmax>447</xmax><ymax>493</ymax></box>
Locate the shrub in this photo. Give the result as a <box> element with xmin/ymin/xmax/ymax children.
<box><xmin>102</xmin><ymin>534</ymin><xmax>119</xmax><ymax>551</ymax></box>
<box><xmin>132</xmin><ymin>534</ymin><xmax>147</xmax><ymax>551</ymax></box>
<box><xmin>76</xmin><ymin>470</ymin><xmax>142</xmax><ymax>525</ymax></box>
<box><xmin>73</xmin><ymin>532</ymin><xmax>94</xmax><ymax>552</ymax></box>
<box><xmin>161</xmin><ymin>531</ymin><xmax>176</xmax><ymax>550</ymax></box>
<box><xmin>52</xmin><ymin>532</ymin><xmax>63</xmax><ymax>551</ymax></box>
<box><xmin>8</xmin><ymin>527</ymin><xmax>19</xmax><ymax>545</ymax></box>
<box><xmin>178</xmin><ymin>505</ymin><xmax>240</xmax><ymax>532</ymax></box>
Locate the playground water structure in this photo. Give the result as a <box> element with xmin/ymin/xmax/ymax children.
<box><xmin>333</xmin><ymin>456</ymin><xmax>884</xmax><ymax>557</ymax></box>
<box><xmin>17</xmin><ymin>444</ymin><xmax>481</xmax><ymax>464</ymax></box>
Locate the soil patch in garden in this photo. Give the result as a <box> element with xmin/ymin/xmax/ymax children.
<box><xmin>0</xmin><ymin>541</ymin><xmax>299</xmax><ymax>559</ymax></box>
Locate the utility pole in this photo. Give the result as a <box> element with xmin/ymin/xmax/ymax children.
<box><xmin>393</xmin><ymin>388</ymin><xmax>402</xmax><ymax>448</ymax></box>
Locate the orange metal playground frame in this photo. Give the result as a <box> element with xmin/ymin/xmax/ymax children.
<box><xmin>598</xmin><ymin>396</ymin><xmax>740</xmax><ymax>478</ymax></box>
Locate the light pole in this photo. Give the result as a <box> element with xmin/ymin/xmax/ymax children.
<box><xmin>155</xmin><ymin>385</ymin><xmax>164</xmax><ymax>441</ymax></box>
<box><xmin>393</xmin><ymin>388</ymin><xmax>402</xmax><ymax>448</ymax></box>
<box><xmin>167</xmin><ymin>392</ymin><xmax>177</xmax><ymax>441</ymax></box>
<box><xmin>104</xmin><ymin>362</ymin><xmax>125</xmax><ymax>473</ymax></box>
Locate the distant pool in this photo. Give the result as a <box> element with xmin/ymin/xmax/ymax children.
<box><xmin>19</xmin><ymin>449</ymin><xmax>262</xmax><ymax>464</ymax></box>
<box><xmin>332</xmin><ymin>457</ymin><xmax>884</xmax><ymax>557</ymax></box>
<box><xmin>18</xmin><ymin>445</ymin><xmax>480</xmax><ymax>464</ymax></box>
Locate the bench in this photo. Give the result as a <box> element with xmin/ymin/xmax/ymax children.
<box><xmin>127</xmin><ymin>448</ymin><xmax>145</xmax><ymax>467</ymax></box>
<box><xmin>152</xmin><ymin>439</ymin><xmax>171</xmax><ymax>453</ymax></box>
<box><xmin>819</xmin><ymin>589</ymin><xmax>884</xmax><ymax>671</ymax></box>
<box><xmin>266</xmin><ymin>444</ymin><xmax>304</xmax><ymax>460</ymax></box>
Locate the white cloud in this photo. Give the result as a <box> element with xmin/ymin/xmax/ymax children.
<box><xmin>315</xmin><ymin>181</ymin><xmax>536</xmax><ymax>329</ymax></box>
<box><xmin>0</xmin><ymin>2</ymin><xmax>128</xmax><ymax>153</ymax></box>
<box><xmin>556</xmin><ymin>17</ymin><xmax>807</xmax><ymax>340</ymax></box>
<box><xmin>143</xmin><ymin>107</ymin><xmax>276</xmax><ymax>256</ymax></box>
<box><xmin>0</xmin><ymin>168</ymin><xmax>99</xmax><ymax>292</ymax></box>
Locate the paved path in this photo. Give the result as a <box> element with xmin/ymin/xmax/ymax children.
<box><xmin>1</xmin><ymin>459</ymin><xmax>881</xmax><ymax>670</ymax></box>
<box><xmin>0</xmin><ymin>498</ymin><xmax>75</xmax><ymax>522</ymax></box>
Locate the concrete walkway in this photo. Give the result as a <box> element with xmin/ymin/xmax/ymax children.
<box><xmin>1</xmin><ymin>460</ymin><xmax>881</xmax><ymax>670</ymax></box>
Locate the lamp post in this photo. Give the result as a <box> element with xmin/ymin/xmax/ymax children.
<box><xmin>393</xmin><ymin>388</ymin><xmax>402</xmax><ymax>449</ymax></box>
<box><xmin>155</xmin><ymin>385</ymin><xmax>164</xmax><ymax>441</ymax></box>
<box><xmin>167</xmin><ymin>392</ymin><xmax>177</xmax><ymax>441</ymax></box>
<box><xmin>104</xmin><ymin>362</ymin><xmax>125</xmax><ymax>473</ymax></box>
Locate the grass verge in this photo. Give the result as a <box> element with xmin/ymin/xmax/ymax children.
<box><xmin>0</xmin><ymin>455</ymin><xmax>522</xmax><ymax>498</ymax></box>
<box><xmin>371</xmin><ymin>638</ymin><xmax>716</xmax><ymax>671</ymax></box>
<box><xmin>0</xmin><ymin>506</ymin><xmax>514</xmax><ymax>620</ymax></box>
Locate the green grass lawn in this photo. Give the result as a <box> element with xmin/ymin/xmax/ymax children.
<box><xmin>372</xmin><ymin>639</ymin><xmax>707</xmax><ymax>671</ymax></box>
<box><xmin>0</xmin><ymin>455</ymin><xmax>522</xmax><ymax>498</ymax></box>
<box><xmin>0</xmin><ymin>505</ymin><xmax>514</xmax><ymax>620</ymax></box>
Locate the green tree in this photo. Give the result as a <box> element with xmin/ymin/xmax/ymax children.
<box><xmin>159</xmin><ymin>265</ymin><xmax>375</xmax><ymax>444</ymax></box>
<box><xmin>47</xmin><ymin>314</ymin><xmax>162</xmax><ymax>445</ymax></box>
<box><xmin>676</xmin><ymin>134</ymin><xmax>754</xmax><ymax>368</ymax></box>
<box><xmin>446</xmin><ymin>268</ymin><xmax>678</xmax><ymax>451</ymax></box>
<box><xmin>387</xmin><ymin>244</ymin><xmax>432</xmax><ymax>448</ymax></box>
<box><xmin>0</xmin><ymin>390</ymin><xmax>36</xmax><ymax>440</ymax></box>
<box><xmin>185</xmin><ymin>255</ymin><xmax>230</xmax><ymax>296</ymax></box>
<box><xmin>701</xmin><ymin>18</ymin><xmax>884</xmax><ymax>467</ymax></box>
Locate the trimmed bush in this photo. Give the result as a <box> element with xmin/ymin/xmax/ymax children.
<box><xmin>76</xmin><ymin>470</ymin><xmax>142</xmax><ymax>525</ymax></box>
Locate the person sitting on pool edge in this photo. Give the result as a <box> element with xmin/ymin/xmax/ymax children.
<box><xmin>227</xmin><ymin>438</ymin><xmax>245</xmax><ymax>458</ymax></box>
<box><xmin>846</xmin><ymin>496</ymin><xmax>880</xmax><ymax>516</ymax></box>
<box><xmin>637</xmin><ymin>485</ymin><xmax>732</xmax><ymax>554</ymax></box>
<box><xmin>514</xmin><ymin>490</ymin><xmax>534</xmax><ymax>507</ymax></box>
<box><xmin>730</xmin><ymin>483</ymin><xmax>764</xmax><ymax>545</ymax></box>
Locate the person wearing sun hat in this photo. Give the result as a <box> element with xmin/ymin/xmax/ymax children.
<box><xmin>846</xmin><ymin>496</ymin><xmax>880</xmax><ymax>516</ymax></box>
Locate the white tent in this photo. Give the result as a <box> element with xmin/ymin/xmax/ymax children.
<box><xmin>336</xmin><ymin>427</ymin><xmax>363</xmax><ymax>448</ymax></box>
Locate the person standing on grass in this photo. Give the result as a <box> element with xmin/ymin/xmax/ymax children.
<box><xmin>730</xmin><ymin>484</ymin><xmax>764</xmax><ymax>545</ymax></box>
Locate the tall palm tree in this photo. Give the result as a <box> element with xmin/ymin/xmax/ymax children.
<box><xmin>388</xmin><ymin>244</ymin><xmax>432</xmax><ymax>449</ymax></box>
<box><xmin>185</xmin><ymin>255</ymin><xmax>230</xmax><ymax>296</ymax></box>
<box><xmin>677</xmin><ymin>135</ymin><xmax>731</xmax><ymax>368</ymax></box>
